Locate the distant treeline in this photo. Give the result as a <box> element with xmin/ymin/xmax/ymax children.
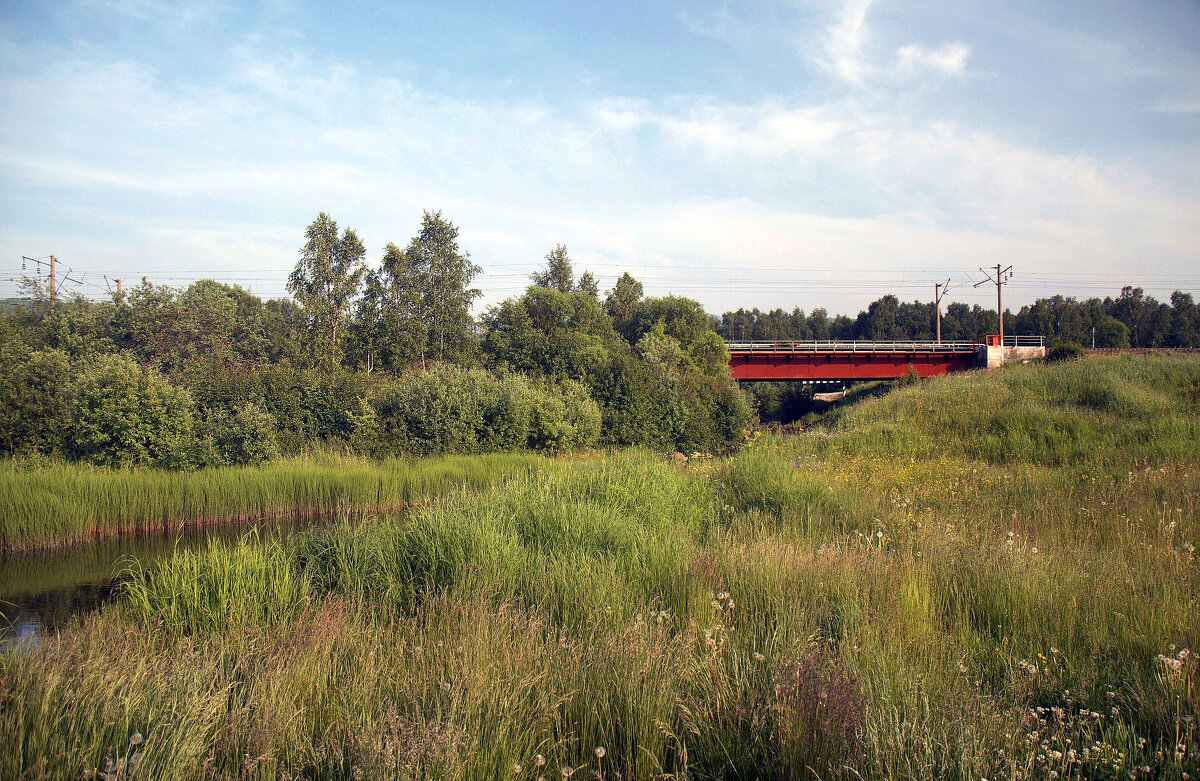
<box><xmin>716</xmin><ymin>289</ymin><xmax>1200</xmax><ymax>348</ymax></box>
<box><xmin>0</xmin><ymin>212</ymin><xmax>749</xmax><ymax>468</ymax></box>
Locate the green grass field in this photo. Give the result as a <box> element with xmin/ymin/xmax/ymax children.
<box><xmin>2</xmin><ymin>354</ymin><xmax>1197</xmax><ymax>779</ymax></box>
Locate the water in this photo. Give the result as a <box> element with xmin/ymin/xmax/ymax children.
<box><xmin>0</xmin><ymin>516</ymin><xmax>329</xmax><ymax>650</ymax></box>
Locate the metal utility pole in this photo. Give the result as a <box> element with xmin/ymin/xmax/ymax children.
<box><xmin>933</xmin><ymin>278</ymin><xmax>949</xmax><ymax>344</ymax></box>
<box><xmin>49</xmin><ymin>255</ymin><xmax>56</xmax><ymax>313</ymax></box>
<box><xmin>974</xmin><ymin>264</ymin><xmax>1013</xmax><ymax>344</ymax></box>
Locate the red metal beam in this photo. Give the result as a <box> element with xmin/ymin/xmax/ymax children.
<box><xmin>728</xmin><ymin>344</ymin><xmax>981</xmax><ymax>381</ymax></box>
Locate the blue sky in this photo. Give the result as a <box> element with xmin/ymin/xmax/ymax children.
<box><xmin>1</xmin><ymin>0</ymin><xmax>1198</xmax><ymax>315</ymax></box>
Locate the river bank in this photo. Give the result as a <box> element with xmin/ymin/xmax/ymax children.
<box><xmin>0</xmin><ymin>452</ymin><xmax>543</xmax><ymax>552</ymax></box>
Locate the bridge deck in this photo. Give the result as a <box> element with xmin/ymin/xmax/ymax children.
<box><xmin>726</xmin><ymin>340</ymin><xmax>980</xmax><ymax>355</ymax></box>
<box><xmin>727</xmin><ymin>340</ymin><xmax>983</xmax><ymax>381</ymax></box>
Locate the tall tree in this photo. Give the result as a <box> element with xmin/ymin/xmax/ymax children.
<box><xmin>604</xmin><ymin>272</ymin><xmax>643</xmax><ymax>335</ymax></box>
<box><xmin>402</xmin><ymin>210</ymin><xmax>481</xmax><ymax>364</ymax></box>
<box><xmin>577</xmin><ymin>271</ymin><xmax>600</xmax><ymax>301</ymax></box>
<box><xmin>371</xmin><ymin>242</ymin><xmax>429</xmax><ymax>369</ymax></box>
<box><xmin>288</xmin><ymin>213</ymin><xmax>366</xmax><ymax>366</ymax></box>
<box><xmin>347</xmin><ymin>269</ymin><xmax>387</xmax><ymax>372</ymax></box>
<box><xmin>531</xmin><ymin>244</ymin><xmax>574</xmax><ymax>293</ymax></box>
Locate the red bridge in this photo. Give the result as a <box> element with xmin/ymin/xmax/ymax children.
<box><xmin>726</xmin><ymin>341</ymin><xmax>984</xmax><ymax>382</ymax></box>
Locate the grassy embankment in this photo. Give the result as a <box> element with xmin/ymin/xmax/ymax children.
<box><xmin>2</xmin><ymin>354</ymin><xmax>1198</xmax><ymax>779</ymax></box>
<box><xmin>0</xmin><ymin>452</ymin><xmax>544</xmax><ymax>551</ymax></box>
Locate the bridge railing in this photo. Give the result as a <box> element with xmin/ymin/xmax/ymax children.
<box><xmin>1003</xmin><ymin>335</ymin><xmax>1045</xmax><ymax>347</ymax></box>
<box><xmin>725</xmin><ymin>340</ymin><xmax>981</xmax><ymax>354</ymax></box>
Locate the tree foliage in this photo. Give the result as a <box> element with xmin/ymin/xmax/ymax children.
<box><xmin>530</xmin><ymin>244</ymin><xmax>575</xmax><ymax>293</ymax></box>
<box><xmin>399</xmin><ymin>211</ymin><xmax>482</xmax><ymax>364</ymax></box>
<box><xmin>288</xmin><ymin>212</ymin><xmax>366</xmax><ymax>365</ymax></box>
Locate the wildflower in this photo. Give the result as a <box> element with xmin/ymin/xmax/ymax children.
<box><xmin>594</xmin><ymin>747</ymin><xmax>606</xmax><ymax>759</ymax></box>
<box><xmin>561</xmin><ymin>767</ymin><xmax>572</xmax><ymax>778</ymax></box>
<box><xmin>753</xmin><ymin>652</ymin><xmax>766</xmax><ymax>662</ymax></box>
<box><xmin>1031</xmin><ymin>547</ymin><xmax>1039</xmax><ymax>554</ymax></box>
<box><xmin>535</xmin><ymin>754</ymin><xmax>546</xmax><ymax>767</ymax></box>
<box><xmin>514</xmin><ymin>763</ymin><xmax>523</xmax><ymax>774</ymax></box>
<box><xmin>129</xmin><ymin>733</ymin><xmax>144</xmax><ymax>747</ymax></box>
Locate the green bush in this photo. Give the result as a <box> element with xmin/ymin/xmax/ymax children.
<box><xmin>0</xmin><ymin>348</ymin><xmax>72</xmax><ymax>457</ymax></box>
<box><xmin>196</xmin><ymin>401</ymin><xmax>281</xmax><ymax>466</ymax></box>
<box><xmin>371</xmin><ymin>364</ymin><xmax>601</xmax><ymax>455</ymax></box>
<box><xmin>68</xmin><ymin>354</ymin><xmax>197</xmax><ymax>468</ymax></box>
<box><xmin>1046</xmin><ymin>341</ymin><xmax>1086</xmax><ymax>363</ymax></box>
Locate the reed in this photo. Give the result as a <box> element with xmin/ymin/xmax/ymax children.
<box><xmin>0</xmin><ymin>452</ymin><xmax>543</xmax><ymax>551</ymax></box>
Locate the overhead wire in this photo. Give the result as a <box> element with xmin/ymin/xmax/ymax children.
<box><xmin>3</xmin><ymin>258</ymin><xmax>1197</xmax><ymax>305</ymax></box>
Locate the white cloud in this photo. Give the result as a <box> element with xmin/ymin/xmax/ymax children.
<box><xmin>823</xmin><ymin>0</ymin><xmax>874</xmax><ymax>83</ymax></box>
<box><xmin>895</xmin><ymin>42</ymin><xmax>970</xmax><ymax>77</ymax></box>
<box><xmin>811</xmin><ymin>0</ymin><xmax>970</xmax><ymax>86</ymax></box>
<box><xmin>593</xmin><ymin>99</ymin><xmax>841</xmax><ymax>159</ymax></box>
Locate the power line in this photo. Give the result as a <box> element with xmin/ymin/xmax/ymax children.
<box><xmin>3</xmin><ymin>256</ymin><xmax>1197</xmax><ymax>309</ymax></box>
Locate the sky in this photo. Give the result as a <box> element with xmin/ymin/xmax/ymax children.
<box><xmin>1</xmin><ymin>0</ymin><xmax>1198</xmax><ymax>316</ymax></box>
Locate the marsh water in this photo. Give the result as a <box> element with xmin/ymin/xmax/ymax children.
<box><xmin>0</xmin><ymin>516</ymin><xmax>331</xmax><ymax>650</ymax></box>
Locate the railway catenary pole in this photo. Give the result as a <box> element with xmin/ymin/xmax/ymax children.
<box><xmin>933</xmin><ymin>278</ymin><xmax>949</xmax><ymax>344</ymax></box>
<box><xmin>975</xmin><ymin>265</ymin><xmax>1012</xmax><ymax>345</ymax></box>
<box><xmin>995</xmin><ymin>264</ymin><xmax>1003</xmax><ymax>345</ymax></box>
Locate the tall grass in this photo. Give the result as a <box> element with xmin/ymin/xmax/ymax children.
<box><xmin>122</xmin><ymin>534</ymin><xmax>307</xmax><ymax>633</ymax></box>
<box><xmin>805</xmin><ymin>353</ymin><xmax>1200</xmax><ymax>467</ymax></box>
<box><xmin>2</xmin><ymin>355</ymin><xmax>1198</xmax><ymax>779</ymax></box>
<box><xmin>0</xmin><ymin>452</ymin><xmax>543</xmax><ymax>551</ymax></box>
